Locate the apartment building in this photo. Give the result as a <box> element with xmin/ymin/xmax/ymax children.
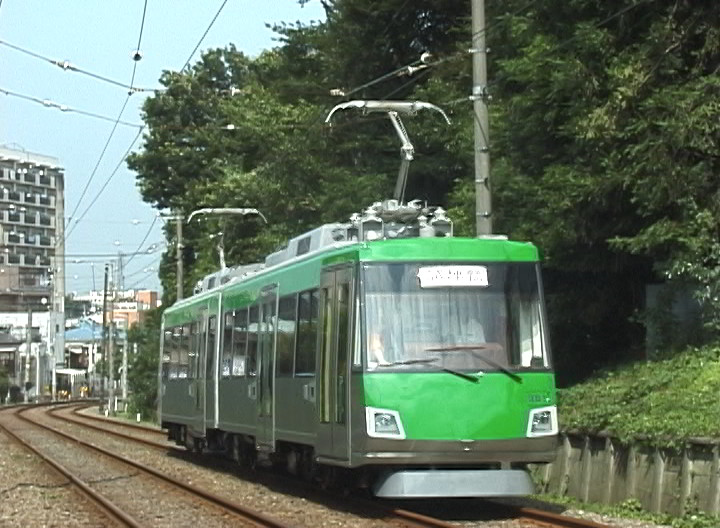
<box><xmin>0</xmin><ymin>146</ymin><xmax>66</xmax><ymax>380</ymax></box>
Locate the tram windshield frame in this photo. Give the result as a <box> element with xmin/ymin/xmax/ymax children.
<box><xmin>361</xmin><ymin>261</ymin><xmax>551</xmax><ymax>373</ymax></box>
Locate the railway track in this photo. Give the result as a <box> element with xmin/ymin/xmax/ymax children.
<box><xmin>1</xmin><ymin>403</ymin><xmax>294</xmax><ymax>527</ymax></box>
<box><xmin>50</xmin><ymin>403</ymin><xmax>615</xmax><ymax>528</ymax></box>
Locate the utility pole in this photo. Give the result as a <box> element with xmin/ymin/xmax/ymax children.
<box><xmin>24</xmin><ymin>305</ymin><xmax>32</xmax><ymax>403</ymax></box>
<box><xmin>108</xmin><ymin>263</ymin><xmax>116</xmax><ymax>415</ymax></box>
<box><xmin>121</xmin><ymin>320</ymin><xmax>128</xmax><ymax>404</ymax></box>
<box><xmin>472</xmin><ymin>0</ymin><xmax>492</xmax><ymax>235</ymax></box>
<box><xmin>108</xmin><ymin>320</ymin><xmax>115</xmax><ymax>415</ymax></box>
<box><xmin>101</xmin><ymin>264</ymin><xmax>109</xmax><ymax>410</ymax></box>
<box><xmin>175</xmin><ymin>213</ymin><xmax>184</xmax><ymax>301</ymax></box>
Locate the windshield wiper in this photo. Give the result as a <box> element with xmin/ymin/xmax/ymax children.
<box><xmin>376</xmin><ymin>358</ymin><xmax>480</xmax><ymax>383</ymax></box>
<box><xmin>377</xmin><ymin>358</ymin><xmax>440</xmax><ymax>366</ymax></box>
<box><xmin>425</xmin><ymin>345</ymin><xmax>523</xmax><ymax>383</ymax></box>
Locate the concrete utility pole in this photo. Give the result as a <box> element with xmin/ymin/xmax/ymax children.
<box><xmin>108</xmin><ymin>321</ymin><xmax>115</xmax><ymax>415</ymax></box>
<box><xmin>101</xmin><ymin>264</ymin><xmax>109</xmax><ymax>409</ymax></box>
<box><xmin>472</xmin><ymin>0</ymin><xmax>492</xmax><ymax>235</ymax></box>
<box><xmin>121</xmin><ymin>320</ymin><xmax>128</xmax><ymax>404</ymax></box>
<box><xmin>24</xmin><ymin>305</ymin><xmax>32</xmax><ymax>403</ymax></box>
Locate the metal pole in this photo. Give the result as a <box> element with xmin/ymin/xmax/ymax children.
<box><xmin>121</xmin><ymin>319</ymin><xmax>128</xmax><ymax>404</ymax></box>
<box><xmin>108</xmin><ymin>320</ymin><xmax>115</xmax><ymax>415</ymax></box>
<box><xmin>176</xmin><ymin>213</ymin><xmax>184</xmax><ymax>301</ymax></box>
<box><xmin>101</xmin><ymin>264</ymin><xmax>109</xmax><ymax>409</ymax></box>
<box><xmin>24</xmin><ymin>305</ymin><xmax>32</xmax><ymax>403</ymax></box>
<box><xmin>472</xmin><ymin>0</ymin><xmax>492</xmax><ymax>235</ymax></box>
<box><xmin>108</xmin><ymin>263</ymin><xmax>116</xmax><ymax>415</ymax></box>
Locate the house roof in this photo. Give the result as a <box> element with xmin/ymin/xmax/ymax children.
<box><xmin>65</xmin><ymin>319</ymin><xmax>126</xmax><ymax>343</ymax></box>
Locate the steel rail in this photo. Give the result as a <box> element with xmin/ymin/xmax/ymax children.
<box><xmin>52</xmin><ymin>405</ymin><xmax>613</xmax><ymax>528</ymax></box>
<box><xmin>18</xmin><ymin>406</ymin><xmax>294</xmax><ymax>528</ymax></box>
<box><xmin>514</xmin><ymin>507</ymin><xmax>613</xmax><ymax>528</ymax></box>
<box><xmin>69</xmin><ymin>404</ymin><xmax>166</xmax><ymax>435</ymax></box>
<box><xmin>0</xmin><ymin>408</ymin><xmax>142</xmax><ymax>527</ymax></box>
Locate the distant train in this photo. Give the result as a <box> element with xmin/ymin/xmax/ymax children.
<box><xmin>158</xmin><ymin>101</ymin><xmax>558</xmax><ymax>498</ymax></box>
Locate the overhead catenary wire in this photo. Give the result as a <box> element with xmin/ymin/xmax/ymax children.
<box><xmin>63</xmin><ymin>0</ymin><xmax>229</xmax><ymax>272</ymax></box>
<box><xmin>0</xmin><ymin>86</ymin><xmax>143</xmax><ymax>128</ymax></box>
<box><xmin>64</xmin><ymin>125</ymin><xmax>145</xmax><ymax>240</ymax></box>
<box><xmin>181</xmin><ymin>0</ymin><xmax>230</xmax><ymax>72</ymax></box>
<box><xmin>65</xmin><ymin>94</ymin><xmax>134</xmax><ymax>230</ymax></box>
<box><xmin>129</xmin><ymin>0</ymin><xmax>150</xmax><ymax>90</ymax></box>
<box><xmin>0</xmin><ymin>39</ymin><xmax>157</xmax><ymax>93</ymax></box>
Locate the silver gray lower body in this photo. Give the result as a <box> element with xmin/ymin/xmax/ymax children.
<box><xmin>372</xmin><ymin>468</ymin><xmax>534</xmax><ymax>498</ymax></box>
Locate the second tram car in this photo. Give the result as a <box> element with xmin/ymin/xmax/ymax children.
<box><xmin>159</xmin><ymin>201</ymin><xmax>558</xmax><ymax>498</ymax></box>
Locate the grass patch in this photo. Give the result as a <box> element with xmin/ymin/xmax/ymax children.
<box><xmin>535</xmin><ymin>494</ymin><xmax>720</xmax><ymax>528</ymax></box>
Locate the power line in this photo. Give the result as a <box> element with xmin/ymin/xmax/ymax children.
<box><xmin>129</xmin><ymin>0</ymin><xmax>150</xmax><ymax>90</ymax></box>
<box><xmin>124</xmin><ymin>215</ymin><xmax>158</xmax><ymax>268</ymax></box>
<box><xmin>0</xmin><ymin>86</ymin><xmax>143</xmax><ymax>127</ymax></box>
<box><xmin>65</xmin><ymin>125</ymin><xmax>145</xmax><ymax>241</ymax></box>
<box><xmin>181</xmin><ymin>0</ymin><xmax>230</xmax><ymax>72</ymax></box>
<box><xmin>0</xmin><ymin>39</ymin><xmax>157</xmax><ymax>93</ymax></box>
<box><xmin>65</xmin><ymin>94</ymin><xmax>134</xmax><ymax>228</ymax></box>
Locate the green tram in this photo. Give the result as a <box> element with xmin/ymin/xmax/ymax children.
<box><xmin>159</xmin><ymin>200</ymin><xmax>558</xmax><ymax>498</ymax></box>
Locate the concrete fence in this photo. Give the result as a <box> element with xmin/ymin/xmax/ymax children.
<box><xmin>533</xmin><ymin>432</ymin><xmax>720</xmax><ymax>516</ymax></box>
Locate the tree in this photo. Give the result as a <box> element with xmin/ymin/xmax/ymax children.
<box><xmin>126</xmin><ymin>308</ymin><xmax>162</xmax><ymax>420</ymax></box>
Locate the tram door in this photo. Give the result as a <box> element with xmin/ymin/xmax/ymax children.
<box><xmin>256</xmin><ymin>285</ymin><xmax>278</xmax><ymax>451</ymax></box>
<box><xmin>317</xmin><ymin>266</ymin><xmax>354</xmax><ymax>461</ymax></box>
<box><xmin>204</xmin><ymin>314</ymin><xmax>218</xmax><ymax>429</ymax></box>
<box><xmin>189</xmin><ymin>313</ymin><xmax>208</xmax><ymax>438</ymax></box>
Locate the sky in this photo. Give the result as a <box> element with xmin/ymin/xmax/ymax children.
<box><xmin>0</xmin><ymin>0</ymin><xmax>326</xmax><ymax>297</ymax></box>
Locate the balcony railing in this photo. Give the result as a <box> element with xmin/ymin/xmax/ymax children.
<box><xmin>8</xmin><ymin>212</ymin><xmax>20</xmax><ymax>222</ymax></box>
<box><xmin>23</xmin><ymin>173</ymin><xmax>36</xmax><ymax>184</ymax></box>
<box><xmin>39</xmin><ymin>236</ymin><xmax>52</xmax><ymax>246</ymax></box>
<box><xmin>39</xmin><ymin>215</ymin><xmax>52</xmax><ymax>226</ymax></box>
<box><xmin>7</xmin><ymin>234</ymin><xmax>21</xmax><ymax>244</ymax></box>
<box><xmin>7</xmin><ymin>254</ymin><xmax>20</xmax><ymax>264</ymax></box>
<box><xmin>39</xmin><ymin>175</ymin><xmax>51</xmax><ymax>186</ymax></box>
<box><xmin>38</xmin><ymin>196</ymin><xmax>51</xmax><ymax>206</ymax></box>
<box><xmin>7</xmin><ymin>191</ymin><xmax>20</xmax><ymax>201</ymax></box>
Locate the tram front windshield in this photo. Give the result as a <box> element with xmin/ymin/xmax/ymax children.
<box><xmin>363</xmin><ymin>262</ymin><xmax>549</xmax><ymax>372</ymax></box>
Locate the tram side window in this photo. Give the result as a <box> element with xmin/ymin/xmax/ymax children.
<box><xmin>207</xmin><ymin>316</ymin><xmax>217</xmax><ymax>380</ymax></box>
<box><xmin>162</xmin><ymin>329</ymin><xmax>172</xmax><ymax>380</ymax></box>
<box><xmin>232</xmin><ymin>308</ymin><xmax>248</xmax><ymax>376</ymax></box>
<box><xmin>277</xmin><ymin>295</ymin><xmax>298</xmax><ymax>376</ymax></box>
<box><xmin>295</xmin><ymin>289</ymin><xmax>318</xmax><ymax>376</ymax></box>
<box><xmin>189</xmin><ymin>322</ymin><xmax>199</xmax><ymax>379</ymax></box>
<box><xmin>336</xmin><ymin>282</ymin><xmax>350</xmax><ymax>424</ymax></box>
<box><xmin>222</xmin><ymin>312</ymin><xmax>233</xmax><ymax>378</ymax></box>
<box><xmin>247</xmin><ymin>305</ymin><xmax>259</xmax><ymax>376</ymax></box>
<box><xmin>177</xmin><ymin>327</ymin><xmax>189</xmax><ymax>378</ymax></box>
<box><xmin>170</xmin><ymin>327</ymin><xmax>181</xmax><ymax>379</ymax></box>
<box><xmin>182</xmin><ymin>324</ymin><xmax>191</xmax><ymax>379</ymax></box>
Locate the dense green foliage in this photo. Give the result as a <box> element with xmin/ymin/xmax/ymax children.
<box><xmin>558</xmin><ymin>345</ymin><xmax>720</xmax><ymax>447</ymax></box>
<box><xmin>128</xmin><ymin>0</ymin><xmax>720</xmax><ymax>384</ymax></box>
<box><xmin>126</xmin><ymin>308</ymin><xmax>162</xmax><ymax>420</ymax></box>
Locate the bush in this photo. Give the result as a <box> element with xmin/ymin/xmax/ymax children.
<box><xmin>558</xmin><ymin>344</ymin><xmax>720</xmax><ymax>447</ymax></box>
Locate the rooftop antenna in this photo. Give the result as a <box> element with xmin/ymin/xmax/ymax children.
<box><xmin>325</xmin><ymin>100</ymin><xmax>450</xmax><ymax>204</ymax></box>
<box><xmin>187</xmin><ymin>208</ymin><xmax>267</xmax><ymax>269</ymax></box>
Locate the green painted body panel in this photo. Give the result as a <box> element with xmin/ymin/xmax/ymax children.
<box><xmin>363</xmin><ymin>372</ymin><xmax>555</xmax><ymax>440</ymax></box>
<box><xmin>357</xmin><ymin>238</ymin><xmax>539</xmax><ymax>263</ymax></box>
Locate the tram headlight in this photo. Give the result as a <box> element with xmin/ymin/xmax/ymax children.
<box><xmin>366</xmin><ymin>407</ymin><xmax>406</xmax><ymax>439</ymax></box>
<box><xmin>526</xmin><ymin>405</ymin><xmax>558</xmax><ymax>437</ymax></box>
